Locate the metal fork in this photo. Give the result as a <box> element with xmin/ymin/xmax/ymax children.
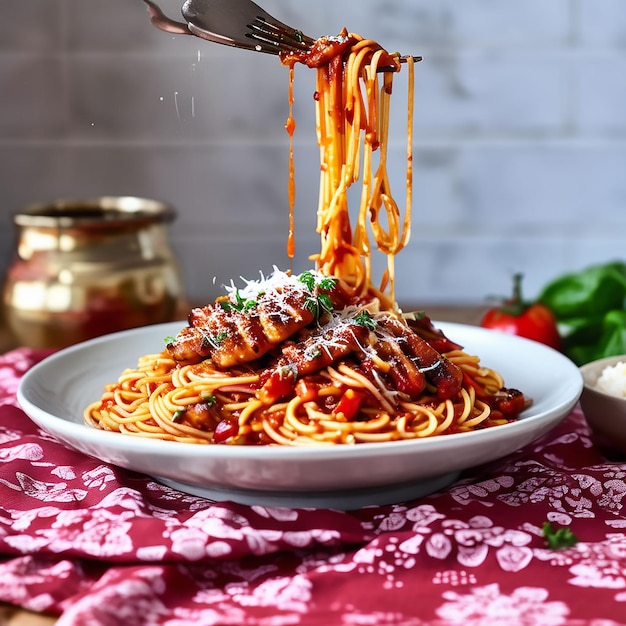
<box><xmin>142</xmin><ymin>0</ymin><xmax>421</xmax><ymax>67</ymax></box>
<box><xmin>141</xmin><ymin>0</ymin><xmax>313</xmax><ymax>54</ymax></box>
<box><xmin>247</xmin><ymin>16</ymin><xmax>422</xmax><ymax>70</ymax></box>
<box><xmin>245</xmin><ymin>13</ymin><xmax>315</xmax><ymax>55</ymax></box>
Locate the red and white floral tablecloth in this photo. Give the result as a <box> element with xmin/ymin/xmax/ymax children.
<box><xmin>1</xmin><ymin>347</ymin><xmax>626</xmax><ymax>625</ymax></box>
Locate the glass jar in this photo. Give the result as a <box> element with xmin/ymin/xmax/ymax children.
<box><xmin>2</xmin><ymin>196</ymin><xmax>185</xmax><ymax>349</ymax></box>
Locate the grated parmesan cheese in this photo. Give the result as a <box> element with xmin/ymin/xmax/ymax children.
<box><xmin>223</xmin><ymin>266</ymin><xmax>322</xmax><ymax>302</ymax></box>
<box><xmin>595</xmin><ymin>361</ymin><xmax>626</xmax><ymax>398</ymax></box>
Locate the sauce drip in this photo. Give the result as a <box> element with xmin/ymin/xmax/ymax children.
<box><xmin>285</xmin><ymin>65</ymin><xmax>296</xmax><ymax>260</ymax></box>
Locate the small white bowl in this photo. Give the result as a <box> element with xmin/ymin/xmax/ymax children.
<box><xmin>580</xmin><ymin>355</ymin><xmax>626</xmax><ymax>455</ymax></box>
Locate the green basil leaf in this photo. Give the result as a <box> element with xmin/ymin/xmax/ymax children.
<box><xmin>562</xmin><ymin>310</ymin><xmax>626</xmax><ymax>365</ymax></box>
<box><xmin>538</xmin><ymin>261</ymin><xmax>626</xmax><ymax>320</ymax></box>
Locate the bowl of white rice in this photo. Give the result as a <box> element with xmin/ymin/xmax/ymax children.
<box><xmin>580</xmin><ymin>355</ymin><xmax>626</xmax><ymax>454</ymax></box>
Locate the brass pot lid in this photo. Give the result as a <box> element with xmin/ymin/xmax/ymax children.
<box><xmin>13</xmin><ymin>196</ymin><xmax>176</xmax><ymax>229</ymax></box>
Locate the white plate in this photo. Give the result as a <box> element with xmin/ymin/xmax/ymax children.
<box><xmin>18</xmin><ymin>322</ymin><xmax>583</xmax><ymax>509</ymax></box>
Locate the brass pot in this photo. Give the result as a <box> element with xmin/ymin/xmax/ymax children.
<box><xmin>2</xmin><ymin>196</ymin><xmax>185</xmax><ymax>349</ymax></box>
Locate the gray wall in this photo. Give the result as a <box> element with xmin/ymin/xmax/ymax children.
<box><xmin>1</xmin><ymin>0</ymin><xmax>625</xmax><ymax>307</ymax></box>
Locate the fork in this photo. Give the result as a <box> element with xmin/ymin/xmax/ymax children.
<box><xmin>247</xmin><ymin>15</ymin><xmax>422</xmax><ymax>70</ymax></box>
<box><xmin>245</xmin><ymin>13</ymin><xmax>315</xmax><ymax>55</ymax></box>
<box><xmin>142</xmin><ymin>0</ymin><xmax>313</xmax><ymax>54</ymax></box>
<box><xmin>244</xmin><ymin>10</ymin><xmax>421</xmax><ymax>68</ymax></box>
<box><xmin>143</xmin><ymin>0</ymin><xmax>421</xmax><ymax>68</ymax></box>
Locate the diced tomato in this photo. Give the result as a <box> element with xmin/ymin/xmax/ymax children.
<box><xmin>258</xmin><ymin>365</ymin><xmax>297</xmax><ymax>404</ymax></box>
<box><xmin>295</xmin><ymin>379</ymin><xmax>320</xmax><ymax>402</ymax></box>
<box><xmin>213</xmin><ymin>418</ymin><xmax>239</xmax><ymax>443</ymax></box>
<box><xmin>332</xmin><ymin>389</ymin><xmax>366</xmax><ymax>421</ymax></box>
<box><xmin>491</xmin><ymin>388</ymin><xmax>528</xmax><ymax>416</ymax></box>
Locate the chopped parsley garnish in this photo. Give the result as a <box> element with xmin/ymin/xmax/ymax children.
<box><xmin>200</xmin><ymin>392</ymin><xmax>217</xmax><ymax>406</ymax></box>
<box><xmin>305</xmin><ymin>293</ymin><xmax>334</xmax><ymax>319</ymax></box>
<box><xmin>201</xmin><ymin>331</ymin><xmax>228</xmax><ymax>350</ymax></box>
<box><xmin>308</xmin><ymin>346</ymin><xmax>323</xmax><ymax>360</ymax></box>
<box><xmin>164</xmin><ymin>335</ymin><xmax>176</xmax><ymax>344</ymax></box>
<box><xmin>298</xmin><ymin>271</ymin><xmax>337</xmax><ymax>293</ymax></box>
<box><xmin>172</xmin><ymin>409</ymin><xmax>185</xmax><ymax>422</ymax></box>
<box><xmin>220</xmin><ymin>289</ymin><xmax>257</xmax><ymax>313</ymax></box>
<box><xmin>542</xmin><ymin>522</ymin><xmax>579</xmax><ymax>550</ymax></box>
<box><xmin>299</xmin><ymin>271</ymin><xmax>337</xmax><ymax>319</ymax></box>
<box><xmin>318</xmin><ymin>276</ymin><xmax>338</xmax><ymax>291</ymax></box>
<box><xmin>298</xmin><ymin>271</ymin><xmax>317</xmax><ymax>291</ymax></box>
<box><xmin>279</xmin><ymin>363</ymin><xmax>298</xmax><ymax>380</ymax></box>
<box><xmin>354</xmin><ymin>310</ymin><xmax>377</xmax><ymax>330</ymax></box>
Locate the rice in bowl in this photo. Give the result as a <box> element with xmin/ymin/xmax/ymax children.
<box><xmin>595</xmin><ymin>361</ymin><xmax>626</xmax><ymax>398</ymax></box>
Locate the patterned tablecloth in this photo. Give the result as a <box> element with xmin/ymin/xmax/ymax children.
<box><xmin>1</xmin><ymin>347</ymin><xmax>626</xmax><ymax>626</ymax></box>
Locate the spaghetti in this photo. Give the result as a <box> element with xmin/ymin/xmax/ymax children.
<box><xmin>283</xmin><ymin>31</ymin><xmax>413</xmax><ymax>302</ymax></box>
<box><xmin>84</xmin><ymin>31</ymin><xmax>531</xmax><ymax>445</ymax></box>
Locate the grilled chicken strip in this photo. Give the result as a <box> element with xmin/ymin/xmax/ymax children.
<box><xmin>167</xmin><ymin>286</ymin><xmax>316</xmax><ymax>367</ymax></box>
<box><xmin>378</xmin><ymin>317</ymin><xmax>463</xmax><ymax>399</ymax></box>
<box><xmin>404</xmin><ymin>313</ymin><xmax>463</xmax><ymax>353</ymax></box>
<box><xmin>278</xmin><ymin>320</ymin><xmax>371</xmax><ymax>377</ymax></box>
<box><xmin>258</xmin><ymin>320</ymin><xmax>371</xmax><ymax>404</ymax></box>
<box><xmin>372</xmin><ymin>337</ymin><xmax>426</xmax><ymax>396</ymax></box>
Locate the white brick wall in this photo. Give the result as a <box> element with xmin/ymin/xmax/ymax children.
<box><xmin>1</xmin><ymin>0</ymin><xmax>625</xmax><ymax>307</ymax></box>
